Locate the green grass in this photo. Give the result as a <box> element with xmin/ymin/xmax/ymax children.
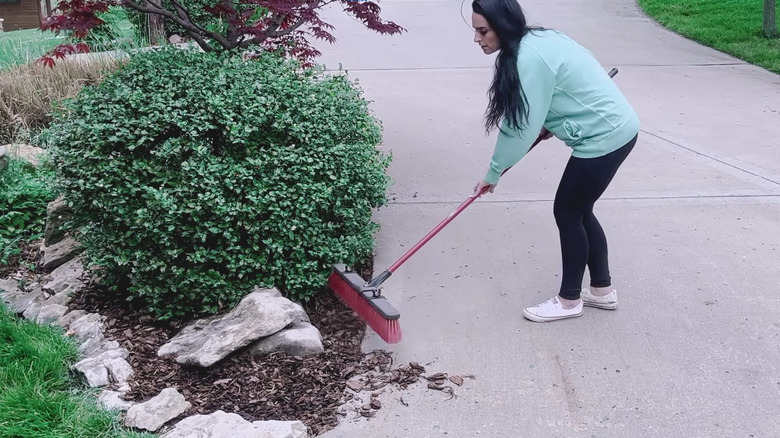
<box><xmin>0</xmin><ymin>304</ymin><xmax>155</xmax><ymax>437</ymax></box>
<box><xmin>0</xmin><ymin>28</ymin><xmax>65</xmax><ymax>70</ymax></box>
<box><xmin>638</xmin><ymin>0</ymin><xmax>780</xmax><ymax>74</ymax></box>
<box><xmin>0</xmin><ymin>6</ymin><xmax>140</xmax><ymax>71</ymax></box>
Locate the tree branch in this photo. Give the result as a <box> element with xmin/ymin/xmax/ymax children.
<box><xmin>123</xmin><ymin>0</ymin><xmax>234</xmax><ymax>50</ymax></box>
<box><xmin>266</xmin><ymin>16</ymin><xmax>308</xmax><ymax>38</ymax></box>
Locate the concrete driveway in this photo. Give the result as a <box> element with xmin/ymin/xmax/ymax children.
<box><xmin>315</xmin><ymin>1</ymin><xmax>780</xmax><ymax>436</ymax></box>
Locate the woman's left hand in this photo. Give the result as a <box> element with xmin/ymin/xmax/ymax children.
<box><xmin>473</xmin><ymin>180</ymin><xmax>496</xmax><ymax>195</ymax></box>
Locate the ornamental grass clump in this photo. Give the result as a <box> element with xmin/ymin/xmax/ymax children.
<box><xmin>44</xmin><ymin>47</ymin><xmax>391</xmax><ymax>321</ymax></box>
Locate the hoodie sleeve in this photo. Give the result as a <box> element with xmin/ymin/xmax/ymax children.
<box><xmin>483</xmin><ymin>48</ymin><xmax>556</xmax><ymax>185</ymax></box>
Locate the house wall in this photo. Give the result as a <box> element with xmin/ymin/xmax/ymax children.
<box><xmin>0</xmin><ymin>0</ymin><xmax>43</xmax><ymax>31</ymax></box>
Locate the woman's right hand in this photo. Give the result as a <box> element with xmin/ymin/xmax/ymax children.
<box><xmin>539</xmin><ymin>128</ymin><xmax>553</xmax><ymax>140</ymax></box>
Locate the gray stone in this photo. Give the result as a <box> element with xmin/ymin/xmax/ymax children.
<box><xmin>0</xmin><ymin>145</ymin><xmax>6</xmax><ymax>171</ymax></box>
<box><xmin>41</xmin><ymin>236</ymin><xmax>84</xmax><ymax>271</ymax></box>
<box><xmin>99</xmin><ymin>390</ymin><xmax>135</xmax><ymax>412</ymax></box>
<box><xmin>290</xmin><ymin>301</ymin><xmax>310</xmax><ymax>325</ymax></box>
<box><xmin>46</xmin><ymin>290</ymin><xmax>74</xmax><ymax>307</ymax></box>
<box><xmin>0</xmin><ymin>278</ymin><xmax>20</xmax><ymax>294</ymax></box>
<box><xmin>1</xmin><ymin>287</ymin><xmax>44</xmax><ymax>314</ymax></box>
<box><xmin>74</xmin><ymin>360</ymin><xmax>110</xmax><ymax>387</ymax></box>
<box><xmin>162</xmin><ymin>411</ymin><xmax>307</xmax><ymax>438</ymax></box>
<box><xmin>58</xmin><ymin>309</ymin><xmax>88</xmax><ymax>329</ymax></box>
<box><xmin>105</xmin><ymin>357</ymin><xmax>134</xmax><ymax>384</ymax></box>
<box><xmin>78</xmin><ymin>336</ymin><xmax>115</xmax><ymax>357</ymax></box>
<box><xmin>23</xmin><ymin>301</ymin><xmax>43</xmax><ymax>321</ymax></box>
<box><xmin>68</xmin><ymin>313</ymin><xmax>103</xmax><ymax>343</ymax></box>
<box><xmin>73</xmin><ymin>348</ymin><xmax>130</xmax><ymax>387</ymax></box>
<box><xmin>48</xmin><ymin>256</ymin><xmax>84</xmax><ymax>280</ymax></box>
<box><xmin>44</xmin><ymin>195</ymin><xmax>72</xmax><ymax>246</ymax></box>
<box><xmin>5</xmin><ymin>144</ymin><xmax>44</xmax><ymax>167</ymax></box>
<box><xmin>249</xmin><ymin>322</ymin><xmax>324</xmax><ymax>357</ymax></box>
<box><xmin>43</xmin><ymin>276</ymin><xmax>83</xmax><ymax>296</ymax></box>
<box><xmin>124</xmin><ymin>388</ymin><xmax>191</xmax><ymax>432</ymax></box>
<box><xmin>158</xmin><ymin>287</ymin><xmax>307</xmax><ymax>367</ymax></box>
<box><xmin>36</xmin><ymin>304</ymin><xmax>69</xmax><ymax>325</ymax></box>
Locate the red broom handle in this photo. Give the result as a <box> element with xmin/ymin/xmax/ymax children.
<box><xmin>384</xmin><ymin>134</ymin><xmax>544</xmax><ymax>274</ymax></box>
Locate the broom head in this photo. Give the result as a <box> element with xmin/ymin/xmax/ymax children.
<box><xmin>328</xmin><ymin>264</ymin><xmax>402</xmax><ymax>344</ymax></box>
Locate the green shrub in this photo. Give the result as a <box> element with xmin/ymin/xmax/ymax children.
<box><xmin>0</xmin><ymin>155</ymin><xmax>57</xmax><ymax>265</ymax></box>
<box><xmin>44</xmin><ymin>47</ymin><xmax>391</xmax><ymax>321</ymax></box>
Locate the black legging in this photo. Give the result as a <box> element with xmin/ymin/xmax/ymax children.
<box><xmin>554</xmin><ymin>133</ymin><xmax>638</xmax><ymax>300</ymax></box>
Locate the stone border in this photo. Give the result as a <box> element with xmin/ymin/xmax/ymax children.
<box><xmin>1</xmin><ymin>255</ymin><xmax>312</xmax><ymax>438</ymax></box>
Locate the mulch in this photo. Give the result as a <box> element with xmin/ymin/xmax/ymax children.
<box><xmin>63</xmin><ymin>258</ymin><xmax>432</xmax><ymax>436</ymax></box>
<box><xmin>0</xmin><ymin>239</ymin><xmax>46</xmax><ymax>279</ymax></box>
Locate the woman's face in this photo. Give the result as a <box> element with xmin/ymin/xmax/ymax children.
<box><xmin>472</xmin><ymin>12</ymin><xmax>499</xmax><ymax>54</ymax></box>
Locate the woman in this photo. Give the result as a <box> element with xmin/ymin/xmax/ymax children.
<box><xmin>471</xmin><ymin>0</ymin><xmax>640</xmax><ymax>322</ymax></box>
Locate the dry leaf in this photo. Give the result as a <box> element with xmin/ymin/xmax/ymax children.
<box><xmin>449</xmin><ymin>375</ymin><xmax>464</xmax><ymax>386</ymax></box>
<box><xmin>346</xmin><ymin>380</ymin><xmax>364</xmax><ymax>392</ymax></box>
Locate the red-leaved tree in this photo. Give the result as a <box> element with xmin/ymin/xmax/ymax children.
<box><xmin>39</xmin><ymin>0</ymin><xmax>404</xmax><ymax>67</ymax></box>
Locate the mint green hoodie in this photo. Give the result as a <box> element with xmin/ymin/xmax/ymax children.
<box><xmin>483</xmin><ymin>29</ymin><xmax>640</xmax><ymax>185</ymax></box>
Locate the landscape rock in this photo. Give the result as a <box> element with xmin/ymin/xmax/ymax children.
<box><xmin>158</xmin><ymin>287</ymin><xmax>308</xmax><ymax>367</ymax></box>
<box><xmin>0</xmin><ymin>145</ymin><xmax>6</xmax><ymax>171</ymax></box>
<box><xmin>22</xmin><ymin>301</ymin><xmax>44</xmax><ymax>321</ymax></box>
<box><xmin>36</xmin><ymin>304</ymin><xmax>69</xmax><ymax>325</ymax></box>
<box><xmin>46</xmin><ymin>290</ymin><xmax>74</xmax><ymax>307</ymax></box>
<box><xmin>4</xmin><ymin>143</ymin><xmax>45</xmax><ymax>167</ymax></box>
<box><xmin>249</xmin><ymin>322</ymin><xmax>324</xmax><ymax>357</ymax></box>
<box><xmin>105</xmin><ymin>357</ymin><xmax>134</xmax><ymax>385</ymax></box>
<box><xmin>99</xmin><ymin>390</ymin><xmax>135</xmax><ymax>412</ymax></box>
<box><xmin>73</xmin><ymin>349</ymin><xmax>130</xmax><ymax>388</ymax></box>
<box><xmin>162</xmin><ymin>411</ymin><xmax>307</xmax><ymax>438</ymax></box>
<box><xmin>58</xmin><ymin>309</ymin><xmax>88</xmax><ymax>329</ymax></box>
<box><xmin>43</xmin><ymin>274</ymin><xmax>84</xmax><ymax>295</ymax></box>
<box><xmin>47</xmin><ymin>256</ymin><xmax>84</xmax><ymax>281</ymax></box>
<box><xmin>1</xmin><ymin>284</ymin><xmax>44</xmax><ymax>314</ymax></box>
<box><xmin>68</xmin><ymin>312</ymin><xmax>103</xmax><ymax>342</ymax></box>
<box><xmin>41</xmin><ymin>236</ymin><xmax>84</xmax><ymax>271</ymax></box>
<box><xmin>44</xmin><ymin>195</ymin><xmax>72</xmax><ymax>246</ymax></box>
<box><xmin>74</xmin><ymin>359</ymin><xmax>110</xmax><ymax>387</ymax></box>
<box><xmin>124</xmin><ymin>388</ymin><xmax>191</xmax><ymax>432</ymax></box>
<box><xmin>0</xmin><ymin>278</ymin><xmax>20</xmax><ymax>294</ymax></box>
<box><xmin>78</xmin><ymin>337</ymin><xmax>119</xmax><ymax>357</ymax></box>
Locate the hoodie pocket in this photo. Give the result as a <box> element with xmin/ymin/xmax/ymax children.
<box><xmin>563</xmin><ymin>120</ymin><xmax>583</xmax><ymax>142</ymax></box>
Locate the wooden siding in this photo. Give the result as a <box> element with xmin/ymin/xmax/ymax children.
<box><xmin>0</xmin><ymin>0</ymin><xmax>43</xmax><ymax>31</ymax></box>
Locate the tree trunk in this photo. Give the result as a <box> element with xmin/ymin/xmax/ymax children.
<box><xmin>145</xmin><ymin>1</ymin><xmax>166</xmax><ymax>45</ymax></box>
<box><xmin>765</xmin><ymin>0</ymin><xmax>778</xmax><ymax>38</ymax></box>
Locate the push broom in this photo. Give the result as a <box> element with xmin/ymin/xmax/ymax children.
<box><xmin>330</xmin><ymin>68</ymin><xmax>620</xmax><ymax>344</ymax></box>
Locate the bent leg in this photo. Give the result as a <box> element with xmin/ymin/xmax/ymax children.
<box><xmin>554</xmin><ymin>134</ymin><xmax>638</xmax><ymax>299</ymax></box>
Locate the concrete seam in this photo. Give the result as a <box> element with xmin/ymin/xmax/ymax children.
<box><xmin>640</xmin><ymin>129</ymin><xmax>780</xmax><ymax>186</ymax></box>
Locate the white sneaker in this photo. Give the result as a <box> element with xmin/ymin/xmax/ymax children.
<box><xmin>523</xmin><ymin>296</ymin><xmax>583</xmax><ymax>322</ymax></box>
<box><xmin>581</xmin><ymin>288</ymin><xmax>618</xmax><ymax>310</ymax></box>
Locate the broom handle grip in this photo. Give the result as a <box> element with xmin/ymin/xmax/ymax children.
<box><xmin>385</xmin><ymin>67</ymin><xmax>619</xmax><ymax>275</ymax></box>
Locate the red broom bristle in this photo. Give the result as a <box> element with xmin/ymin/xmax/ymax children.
<box><xmin>329</xmin><ymin>271</ymin><xmax>402</xmax><ymax>344</ymax></box>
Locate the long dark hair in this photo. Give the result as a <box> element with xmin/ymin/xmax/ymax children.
<box><xmin>472</xmin><ymin>0</ymin><xmax>539</xmax><ymax>134</ymax></box>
